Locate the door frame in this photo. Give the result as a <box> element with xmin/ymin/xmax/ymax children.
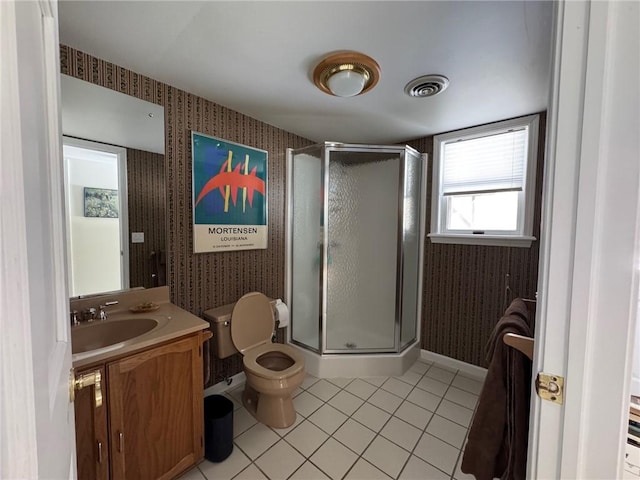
<box><xmin>62</xmin><ymin>136</ymin><xmax>130</xmax><ymax>295</ymax></box>
<box><xmin>528</xmin><ymin>0</ymin><xmax>640</xmax><ymax>477</ymax></box>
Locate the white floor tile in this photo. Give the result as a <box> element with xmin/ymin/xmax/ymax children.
<box><xmin>345</xmin><ymin>458</ymin><xmax>392</xmax><ymax>480</ymax></box>
<box><xmin>254</xmin><ymin>439</ymin><xmax>305</xmax><ymax>480</ymax></box>
<box><xmin>430</xmin><ymin>361</ymin><xmax>458</xmax><ymax>373</ymax></box>
<box><xmin>457</xmin><ymin>368</ymin><xmax>487</xmax><ymax>382</ymax></box>
<box><xmin>199</xmin><ymin>447</ymin><xmax>250</xmax><ymax>480</ymax></box>
<box><xmin>410</xmin><ymin>360</ymin><xmax>431</xmax><ymax>374</ymax></box>
<box><xmin>177</xmin><ymin>466</ymin><xmax>204</xmax><ymax>479</ymax></box>
<box><xmin>294</xmin><ymin>391</ymin><xmax>324</xmax><ymax>417</ymax></box>
<box><xmin>270</xmin><ymin>411</ymin><xmax>303</xmax><ymax>437</ymax></box>
<box><xmin>345</xmin><ymin>379</ymin><xmax>377</xmax><ymax>400</ymax></box>
<box><xmin>399</xmin><ymin>455</ymin><xmax>450</xmax><ymax>480</ymax></box>
<box><xmin>352</xmin><ymin>402</ymin><xmax>391</xmax><ymax>432</ymax></box>
<box><xmin>380</xmin><ymin>416</ymin><xmax>422</xmax><ymax>452</ymax></box>
<box><xmin>333</xmin><ymin>418</ymin><xmax>376</xmax><ymax>455</ymax></box>
<box><xmin>223</xmin><ymin>392</ymin><xmax>243</xmax><ymax>411</ymax></box>
<box><xmin>381</xmin><ymin>377</ymin><xmax>413</xmax><ymax>399</ymax></box>
<box><xmin>233</xmin><ymin>407</ymin><xmax>257</xmax><ymax>438</ymax></box>
<box><xmin>368</xmin><ymin>389</ymin><xmax>403</xmax><ymax>413</ymax></box>
<box><xmin>233</xmin><ymin>463</ymin><xmax>268</xmax><ymax>480</ymax></box>
<box><xmin>226</xmin><ymin>386</ymin><xmax>244</xmax><ymax>406</ymax></box>
<box><xmin>329</xmin><ymin>390</ymin><xmax>365</xmax><ymax>416</ymax></box>
<box><xmin>301</xmin><ymin>374</ymin><xmax>320</xmax><ymax>390</ymax></box>
<box><xmin>425</xmin><ymin>366</ymin><xmax>456</xmax><ymax>384</ymax></box>
<box><xmin>284</xmin><ymin>420</ymin><xmax>329</xmax><ymax>457</ymax></box>
<box><xmin>454</xmin><ymin>454</ymin><xmax>476</xmax><ymax>480</ymax></box>
<box><xmin>308</xmin><ymin>403</ymin><xmax>348</xmax><ymax>435</ymax></box>
<box><xmin>426</xmin><ymin>415</ymin><xmax>468</xmax><ymax>448</ymax></box>
<box><xmin>436</xmin><ymin>399</ymin><xmax>474</xmax><ymax>427</ymax></box>
<box><xmin>307</xmin><ymin>379</ymin><xmax>341</xmax><ymax>402</ymax></box>
<box><xmin>234</xmin><ymin>423</ymin><xmax>279</xmax><ymax>460</ymax></box>
<box><xmin>406</xmin><ymin>386</ymin><xmax>442</xmax><ymax>412</ymax></box>
<box><xmin>326</xmin><ymin>377</ymin><xmax>353</xmax><ymax>388</ymax></box>
<box><xmin>362</xmin><ymin>435</ymin><xmax>410</xmax><ymax>479</ymax></box>
<box><xmin>289</xmin><ymin>461</ymin><xmax>330</xmax><ymax>480</ymax></box>
<box><xmin>444</xmin><ymin>386</ymin><xmax>479</xmax><ymax>410</ymax></box>
<box><xmin>416</xmin><ymin>376</ymin><xmax>449</xmax><ymax>397</ymax></box>
<box><xmin>395</xmin><ymin>369</ymin><xmax>423</xmax><ymax>386</ymax></box>
<box><xmin>413</xmin><ymin>433</ymin><xmax>460</xmax><ymax>475</ymax></box>
<box><xmin>452</xmin><ymin>374</ymin><xmax>484</xmax><ymax>395</ymax></box>
<box><xmin>362</xmin><ymin>376</ymin><xmax>388</xmax><ymax>387</ymax></box>
<box><xmin>310</xmin><ymin>438</ymin><xmax>358</xmax><ymax>480</ymax></box>
<box><xmin>394</xmin><ymin>400</ymin><xmax>434</xmax><ymax>430</ymax></box>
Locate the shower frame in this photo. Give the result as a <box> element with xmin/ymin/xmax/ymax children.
<box><xmin>285</xmin><ymin>142</ymin><xmax>428</xmax><ymax>356</ymax></box>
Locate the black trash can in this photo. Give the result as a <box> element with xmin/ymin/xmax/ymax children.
<box><xmin>204</xmin><ymin>395</ymin><xmax>234</xmax><ymax>462</ymax></box>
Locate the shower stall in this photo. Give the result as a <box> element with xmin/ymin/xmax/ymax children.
<box><xmin>285</xmin><ymin>143</ymin><xmax>426</xmax><ymax>377</ymax></box>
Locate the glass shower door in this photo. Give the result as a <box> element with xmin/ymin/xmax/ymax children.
<box><xmin>324</xmin><ymin>149</ymin><xmax>401</xmax><ymax>352</ymax></box>
<box><xmin>289</xmin><ymin>147</ymin><xmax>323</xmax><ymax>351</ymax></box>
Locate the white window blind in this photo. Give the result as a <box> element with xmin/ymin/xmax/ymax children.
<box><xmin>441</xmin><ymin>128</ymin><xmax>528</xmax><ymax>196</ymax></box>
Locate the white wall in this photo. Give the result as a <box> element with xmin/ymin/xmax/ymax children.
<box><xmin>64</xmin><ymin>145</ymin><xmax>122</xmax><ymax>296</ymax></box>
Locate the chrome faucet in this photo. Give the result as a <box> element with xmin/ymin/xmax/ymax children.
<box><xmin>98</xmin><ymin>301</ymin><xmax>119</xmax><ymax>320</ymax></box>
<box><xmin>82</xmin><ymin>307</ymin><xmax>97</xmax><ymax>322</ymax></box>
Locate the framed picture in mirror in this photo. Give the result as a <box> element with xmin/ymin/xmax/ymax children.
<box><xmin>83</xmin><ymin>187</ymin><xmax>119</xmax><ymax>218</ymax></box>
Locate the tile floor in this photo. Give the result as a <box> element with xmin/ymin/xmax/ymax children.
<box><xmin>181</xmin><ymin>358</ymin><xmax>484</xmax><ymax>480</ymax></box>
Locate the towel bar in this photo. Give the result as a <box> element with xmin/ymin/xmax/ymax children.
<box><xmin>503</xmin><ymin>333</ymin><xmax>534</xmax><ymax>360</ymax></box>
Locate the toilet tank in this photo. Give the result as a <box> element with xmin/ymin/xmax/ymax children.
<box><xmin>203</xmin><ymin>303</ymin><xmax>238</xmax><ymax>359</ymax></box>
<box><xmin>203</xmin><ymin>298</ymin><xmax>277</xmax><ymax>359</ymax></box>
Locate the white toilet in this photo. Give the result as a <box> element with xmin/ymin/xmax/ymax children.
<box><xmin>205</xmin><ymin>292</ymin><xmax>305</xmax><ymax>428</ymax></box>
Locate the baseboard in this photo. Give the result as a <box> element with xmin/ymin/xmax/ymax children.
<box><xmin>203</xmin><ymin>371</ymin><xmax>246</xmax><ymax>397</ymax></box>
<box><xmin>421</xmin><ymin>349</ymin><xmax>487</xmax><ymax>380</ymax></box>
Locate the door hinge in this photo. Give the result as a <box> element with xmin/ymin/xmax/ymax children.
<box><xmin>536</xmin><ymin>372</ymin><xmax>564</xmax><ymax>404</ymax></box>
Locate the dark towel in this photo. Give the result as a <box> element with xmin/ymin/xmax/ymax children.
<box><xmin>461</xmin><ymin>298</ymin><xmax>533</xmax><ymax>480</ymax></box>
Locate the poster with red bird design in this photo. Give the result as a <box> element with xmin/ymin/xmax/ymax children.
<box><xmin>192</xmin><ymin>132</ymin><xmax>268</xmax><ymax>252</ymax></box>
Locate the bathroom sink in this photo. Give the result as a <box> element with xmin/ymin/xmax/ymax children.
<box><xmin>71</xmin><ymin>317</ymin><xmax>159</xmax><ymax>354</ymax></box>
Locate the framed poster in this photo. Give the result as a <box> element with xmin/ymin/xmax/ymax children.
<box><xmin>192</xmin><ymin>132</ymin><xmax>268</xmax><ymax>253</ymax></box>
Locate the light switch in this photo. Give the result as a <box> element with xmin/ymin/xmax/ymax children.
<box><xmin>131</xmin><ymin>232</ymin><xmax>144</xmax><ymax>243</ymax></box>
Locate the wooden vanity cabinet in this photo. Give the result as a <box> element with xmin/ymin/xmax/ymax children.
<box><xmin>74</xmin><ymin>333</ymin><xmax>205</xmax><ymax>480</ymax></box>
<box><xmin>74</xmin><ymin>365</ymin><xmax>110</xmax><ymax>480</ymax></box>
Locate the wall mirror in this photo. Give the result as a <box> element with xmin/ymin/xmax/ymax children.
<box><xmin>61</xmin><ymin>74</ymin><xmax>166</xmax><ymax>297</ymax></box>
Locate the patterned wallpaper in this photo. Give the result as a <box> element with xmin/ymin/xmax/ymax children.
<box><xmin>406</xmin><ymin>113</ymin><xmax>545</xmax><ymax>366</ymax></box>
<box><xmin>127</xmin><ymin>148</ymin><xmax>165</xmax><ymax>289</ymax></box>
<box><xmin>60</xmin><ymin>45</ymin><xmax>313</xmax><ymax>386</ymax></box>
<box><xmin>61</xmin><ymin>44</ymin><xmax>544</xmax><ymax>379</ymax></box>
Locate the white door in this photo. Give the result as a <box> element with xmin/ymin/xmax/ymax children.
<box><xmin>0</xmin><ymin>0</ymin><xmax>76</xmax><ymax>478</ymax></box>
<box><xmin>529</xmin><ymin>1</ymin><xmax>640</xmax><ymax>478</ymax></box>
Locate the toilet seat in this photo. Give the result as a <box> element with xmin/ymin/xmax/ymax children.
<box><xmin>231</xmin><ymin>292</ymin><xmax>274</xmax><ymax>353</ymax></box>
<box><xmin>243</xmin><ymin>343</ymin><xmax>305</xmax><ymax>380</ymax></box>
<box><xmin>232</xmin><ymin>292</ymin><xmax>305</xmax><ymax>380</ymax></box>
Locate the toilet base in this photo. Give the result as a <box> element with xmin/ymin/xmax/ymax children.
<box><xmin>242</xmin><ymin>385</ymin><xmax>296</xmax><ymax>429</ymax></box>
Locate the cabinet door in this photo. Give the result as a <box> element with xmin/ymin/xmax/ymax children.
<box><xmin>108</xmin><ymin>334</ymin><xmax>204</xmax><ymax>480</ymax></box>
<box><xmin>74</xmin><ymin>365</ymin><xmax>109</xmax><ymax>480</ymax></box>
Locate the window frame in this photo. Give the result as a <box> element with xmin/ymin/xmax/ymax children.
<box><xmin>429</xmin><ymin>114</ymin><xmax>540</xmax><ymax>247</ymax></box>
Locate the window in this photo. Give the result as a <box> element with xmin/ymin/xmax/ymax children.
<box><xmin>429</xmin><ymin>114</ymin><xmax>539</xmax><ymax>247</ymax></box>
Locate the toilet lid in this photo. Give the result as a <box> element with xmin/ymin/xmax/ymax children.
<box><xmin>231</xmin><ymin>292</ymin><xmax>274</xmax><ymax>353</ymax></box>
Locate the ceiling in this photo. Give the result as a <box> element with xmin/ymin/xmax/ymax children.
<box><xmin>58</xmin><ymin>1</ymin><xmax>554</xmax><ymax>144</ymax></box>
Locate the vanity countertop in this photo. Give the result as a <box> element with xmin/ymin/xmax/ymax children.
<box><xmin>71</xmin><ymin>286</ymin><xmax>209</xmax><ymax>369</ymax></box>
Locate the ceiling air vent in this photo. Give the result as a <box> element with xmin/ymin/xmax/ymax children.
<box><xmin>404</xmin><ymin>75</ymin><xmax>449</xmax><ymax>98</ymax></box>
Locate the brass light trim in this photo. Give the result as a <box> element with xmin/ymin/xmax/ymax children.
<box><xmin>313</xmin><ymin>51</ymin><xmax>381</xmax><ymax>97</ymax></box>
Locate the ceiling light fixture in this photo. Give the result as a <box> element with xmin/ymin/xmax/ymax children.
<box><xmin>313</xmin><ymin>51</ymin><xmax>380</xmax><ymax>97</ymax></box>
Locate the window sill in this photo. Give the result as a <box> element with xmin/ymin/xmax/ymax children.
<box><xmin>428</xmin><ymin>233</ymin><xmax>536</xmax><ymax>248</ymax></box>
